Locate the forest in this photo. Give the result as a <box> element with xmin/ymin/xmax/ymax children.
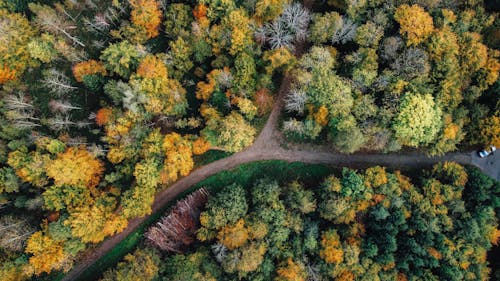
<box><xmin>0</xmin><ymin>0</ymin><xmax>499</xmax><ymax>280</ymax></box>
<box><xmin>102</xmin><ymin>163</ymin><xmax>500</xmax><ymax>281</ymax></box>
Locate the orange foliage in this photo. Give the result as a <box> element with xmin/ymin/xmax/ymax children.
<box><xmin>193</xmin><ymin>4</ymin><xmax>207</xmax><ymax>20</ymax></box>
<box><xmin>427</xmin><ymin>247</ymin><xmax>442</xmax><ymax>260</ymax></box>
<box><xmin>95</xmin><ymin>108</ymin><xmax>113</xmax><ymax>126</ymax></box>
<box><xmin>0</xmin><ymin>64</ymin><xmax>17</xmax><ymax>84</ymax></box>
<box><xmin>196</xmin><ymin>80</ymin><xmax>216</xmax><ymax>100</ymax></box>
<box><xmin>276</xmin><ymin>259</ymin><xmax>306</xmax><ymax>281</ymax></box>
<box><xmin>136</xmin><ymin>55</ymin><xmax>168</xmax><ymax>79</ymax></box>
<box><xmin>72</xmin><ymin>60</ymin><xmax>107</xmax><ymax>82</ymax></box>
<box><xmin>490</xmin><ymin>228</ymin><xmax>500</xmax><ymax>246</ymax></box>
<box><xmin>254</xmin><ymin>88</ymin><xmax>274</xmax><ymax>116</ymax></box>
<box><xmin>314</xmin><ymin>105</ymin><xmax>329</xmax><ymax>126</ymax></box>
<box><xmin>129</xmin><ymin>0</ymin><xmax>162</xmax><ymax>39</ymax></box>
<box><xmin>192</xmin><ymin>137</ymin><xmax>211</xmax><ymax>155</ymax></box>
<box><xmin>217</xmin><ymin>219</ymin><xmax>249</xmax><ymax>250</ymax></box>
<box><xmin>320</xmin><ymin>230</ymin><xmax>343</xmax><ymax>264</ymax></box>
<box><xmin>337</xmin><ymin>270</ymin><xmax>355</xmax><ymax>281</ymax></box>
<box><xmin>397</xmin><ymin>272</ymin><xmax>408</xmax><ymax>281</ymax></box>
<box><xmin>46</xmin><ymin>147</ymin><xmax>104</xmax><ymax>188</ymax></box>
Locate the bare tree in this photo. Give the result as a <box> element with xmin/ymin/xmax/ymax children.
<box><xmin>331</xmin><ymin>16</ymin><xmax>357</xmax><ymax>45</ymax></box>
<box><xmin>284</xmin><ymin>89</ymin><xmax>307</xmax><ymax>114</ymax></box>
<box><xmin>281</xmin><ymin>2</ymin><xmax>311</xmax><ymax>42</ymax></box>
<box><xmin>30</xmin><ymin>3</ymin><xmax>85</xmax><ymax>47</ymax></box>
<box><xmin>212</xmin><ymin>242</ymin><xmax>228</xmax><ymax>263</ymax></box>
<box><xmin>47</xmin><ymin>114</ymin><xmax>76</xmax><ymax>131</ymax></box>
<box><xmin>49</xmin><ymin>99</ymin><xmax>81</xmax><ymax>113</ymax></box>
<box><xmin>42</xmin><ymin>69</ymin><xmax>78</xmax><ymax>96</ymax></box>
<box><xmin>283</xmin><ymin>118</ymin><xmax>305</xmax><ymax>135</ymax></box>
<box><xmin>145</xmin><ymin>188</ymin><xmax>209</xmax><ymax>253</ymax></box>
<box><xmin>4</xmin><ymin>93</ymin><xmax>33</xmax><ymax>111</ymax></box>
<box><xmin>0</xmin><ymin>215</ymin><xmax>36</xmax><ymax>252</ymax></box>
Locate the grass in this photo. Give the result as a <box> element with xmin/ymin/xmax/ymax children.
<box><xmin>63</xmin><ymin>160</ymin><xmax>335</xmax><ymax>281</ymax></box>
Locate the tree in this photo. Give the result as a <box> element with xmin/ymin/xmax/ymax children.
<box><xmin>100</xmin><ymin>41</ymin><xmax>142</xmax><ymax>78</ymax></box>
<box><xmin>25</xmin><ymin>231</ymin><xmax>68</xmax><ymax>275</ymax></box>
<box><xmin>46</xmin><ymin>147</ymin><xmax>104</xmax><ymax>188</ymax></box>
<box><xmin>43</xmin><ymin>184</ymin><xmax>92</xmax><ymax>211</ymax></box>
<box><xmin>0</xmin><ymin>215</ymin><xmax>35</xmax><ymax>252</ymax></box>
<box><xmin>162</xmin><ymin>133</ymin><xmax>194</xmax><ymax>184</ymax></box>
<box><xmin>100</xmin><ymin>248</ymin><xmax>160</xmax><ymax>281</ymax></box>
<box><xmin>320</xmin><ymin>229</ymin><xmax>343</xmax><ymax>264</ymax></box>
<box><xmin>65</xmin><ymin>195</ymin><xmax>128</xmax><ymax>243</ymax></box>
<box><xmin>355</xmin><ymin>21</ymin><xmax>384</xmax><ymax>47</ymax></box>
<box><xmin>393</xmin><ymin>93</ymin><xmax>442</xmax><ymax>147</ymax></box>
<box><xmin>169</xmin><ymin>37</ymin><xmax>193</xmax><ymax>79</ymax></box>
<box><xmin>27</xmin><ymin>33</ymin><xmax>58</xmax><ymax>64</ymax></box>
<box><xmin>309</xmin><ymin>12</ymin><xmax>342</xmax><ymax>44</ymax></box>
<box><xmin>0</xmin><ymin>167</ymin><xmax>19</xmax><ymax>193</ymax></box>
<box><xmin>276</xmin><ymin>258</ymin><xmax>307</xmax><ymax>281</ymax></box>
<box><xmin>479</xmin><ymin>113</ymin><xmax>500</xmax><ymax>147</ymax></box>
<box><xmin>217</xmin><ymin>219</ymin><xmax>249</xmax><ymax>250</ymax></box>
<box><xmin>129</xmin><ymin>0</ymin><xmax>162</xmax><ymax>39</ymax></box>
<box><xmin>394</xmin><ymin>4</ymin><xmax>434</xmax><ymax>46</ymax></box>
<box><xmin>29</xmin><ymin>3</ymin><xmax>85</xmax><ymax>47</ymax></box>
<box><xmin>199</xmin><ymin>183</ymin><xmax>248</xmax><ymax>232</ymax></box>
<box><xmin>146</xmin><ymin>188</ymin><xmax>209</xmax><ymax>252</ymax></box>
<box><xmin>0</xmin><ymin>8</ymin><xmax>36</xmax><ymax>84</ymax></box>
<box><xmin>130</xmin><ymin>55</ymin><xmax>188</xmax><ymax>115</ymax></box>
<box><xmin>72</xmin><ymin>60</ymin><xmax>107</xmax><ymax>82</ymax></box>
<box><xmin>205</xmin><ymin>112</ymin><xmax>256</xmax><ymax>153</ymax></box>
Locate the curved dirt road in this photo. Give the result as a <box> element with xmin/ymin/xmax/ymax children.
<box><xmin>60</xmin><ymin>11</ymin><xmax>493</xmax><ymax>279</ymax></box>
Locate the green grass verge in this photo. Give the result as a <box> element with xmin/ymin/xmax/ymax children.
<box><xmin>64</xmin><ymin>160</ymin><xmax>335</xmax><ymax>281</ymax></box>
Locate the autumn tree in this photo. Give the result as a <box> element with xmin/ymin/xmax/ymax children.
<box><xmin>46</xmin><ymin>147</ymin><xmax>104</xmax><ymax>188</ymax></box>
<box><xmin>25</xmin><ymin>230</ymin><xmax>68</xmax><ymax>275</ymax></box>
<box><xmin>100</xmin><ymin>248</ymin><xmax>160</xmax><ymax>281</ymax></box>
<box><xmin>0</xmin><ymin>8</ymin><xmax>36</xmax><ymax>84</ymax></box>
<box><xmin>276</xmin><ymin>258</ymin><xmax>307</xmax><ymax>281</ymax></box>
<box><xmin>394</xmin><ymin>4</ymin><xmax>434</xmax><ymax>46</ymax></box>
<box><xmin>72</xmin><ymin>60</ymin><xmax>107</xmax><ymax>82</ymax></box>
<box><xmin>129</xmin><ymin>0</ymin><xmax>162</xmax><ymax>39</ymax></box>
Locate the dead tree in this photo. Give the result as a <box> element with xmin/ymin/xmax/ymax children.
<box><xmin>145</xmin><ymin>188</ymin><xmax>209</xmax><ymax>253</ymax></box>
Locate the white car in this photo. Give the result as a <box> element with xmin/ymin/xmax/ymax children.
<box><xmin>478</xmin><ymin>145</ymin><xmax>496</xmax><ymax>158</ymax></box>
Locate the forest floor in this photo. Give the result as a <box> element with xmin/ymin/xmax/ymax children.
<box><xmin>61</xmin><ymin>4</ymin><xmax>497</xmax><ymax>279</ymax></box>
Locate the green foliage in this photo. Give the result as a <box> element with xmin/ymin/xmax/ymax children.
<box><xmin>100</xmin><ymin>41</ymin><xmax>142</xmax><ymax>78</ymax></box>
<box><xmin>100</xmin><ymin>248</ymin><xmax>160</xmax><ymax>281</ymax></box>
<box><xmin>393</xmin><ymin>93</ymin><xmax>443</xmax><ymax>147</ymax></box>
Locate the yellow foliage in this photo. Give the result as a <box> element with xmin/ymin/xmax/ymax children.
<box><xmin>227</xmin><ymin>9</ymin><xmax>252</xmax><ymax>56</ymax></box>
<box><xmin>364</xmin><ymin>166</ymin><xmax>388</xmax><ymax>188</ymax></box>
<box><xmin>237</xmin><ymin>97</ymin><xmax>258</xmax><ymax>120</ymax></box>
<box><xmin>314</xmin><ymin>106</ymin><xmax>329</xmax><ymax>126</ymax></box>
<box><xmin>72</xmin><ymin>60</ymin><xmax>107</xmax><ymax>82</ymax></box>
<box><xmin>46</xmin><ymin>147</ymin><xmax>104</xmax><ymax>188</ymax></box>
<box><xmin>129</xmin><ymin>0</ymin><xmax>162</xmax><ymax>39</ymax></box>
<box><xmin>394</xmin><ymin>4</ymin><xmax>434</xmax><ymax>46</ymax></box>
<box><xmin>25</xmin><ymin>231</ymin><xmax>66</xmax><ymax>275</ymax></box>
<box><xmin>489</xmin><ymin>228</ymin><xmax>500</xmax><ymax>246</ymax></box>
<box><xmin>192</xmin><ymin>137</ymin><xmax>211</xmax><ymax>155</ymax></box>
<box><xmin>337</xmin><ymin>270</ymin><xmax>355</xmax><ymax>281</ymax></box>
<box><xmin>217</xmin><ymin>219</ymin><xmax>249</xmax><ymax>250</ymax></box>
<box><xmin>484</xmin><ymin>50</ymin><xmax>500</xmax><ymax>86</ymax></box>
<box><xmin>263</xmin><ymin>47</ymin><xmax>296</xmax><ymax>74</ymax></box>
<box><xmin>276</xmin><ymin>259</ymin><xmax>306</xmax><ymax>281</ymax></box>
<box><xmin>480</xmin><ymin>114</ymin><xmax>500</xmax><ymax>147</ymax></box>
<box><xmin>248</xmin><ymin>221</ymin><xmax>268</xmax><ymax>240</ymax></box>
<box><xmin>254</xmin><ymin>0</ymin><xmax>289</xmax><ymax>23</ymax></box>
<box><xmin>320</xmin><ymin>230</ymin><xmax>343</xmax><ymax>264</ymax></box>
<box><xmin>107</xmin><ymin>146</ymin><xmax>126</xmax><ymax>164</ymax></box>
<box><xmin>136</xmin><ymin>55</ymin><xmax>168</xmax><ymax>79</ymax></box>
<box><xmin>162</xmin><ymin>133</ymin><xmax>194</xmax><ymax>184</ymax></box>
<box><xmin>395</xmin><ymin>170</ymin><xmax>413</xmax><ymax>191</ymax></box>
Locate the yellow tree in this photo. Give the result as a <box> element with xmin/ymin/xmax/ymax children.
<box><xmin>479</xmin><ymin>113</ymin><xmax>500</xmax><ymax>147</ymax></box>
<box><xmin>25</xmin><ymin>231</ymin><xmax>67</xmax><ymax>275</ymax></box>
<box><xmin>217</xmin><ymin>219</ymin><xmax>249</xmax><ymax>250</ymax></box>
<box><xmin>46</xmin><ymin>147</ymin><xmax>104</xmax><ymax>188</ymax></box>
<box><xmin>276</xmin><ymin>259</ymin><xmax>307</xmax><ymax>281</ymax></box>
<box><xmin>161</xmin><ymin>133</ymin><xmax>194</xmax><ymax>184</ymax></box>
<box><xmin>0</xmin><ymin>8</ymin><xmax>36</xmax><ymax>84</ymax></box>
<box><xmin>129</xmin><ymin>0</ymin><xmax>162</xmax><ymax>39</ymax></box>
<box><xmin>320</xmin><ymin>229</ymin><xmax>344</xmax><ymax>264</ymax></box>
<box><xmin>394</xmin><ymin>4</ymin><xmax>434</xmax><ymax>46</ymax></box>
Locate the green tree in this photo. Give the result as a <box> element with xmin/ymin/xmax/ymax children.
<box><xmin>100</xmin><ymin>248</ymin><xmax>160</xmax><ymax>281</ymax></box>
<box><xmin>100</xmin><ymin>41</ymin><xmax>142</xmax><ymax>78</ymax></box>
<box><xmin>393</xmin><ymin>93</ymin><xmax>442</xmax><ymax>147</ymax></box>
